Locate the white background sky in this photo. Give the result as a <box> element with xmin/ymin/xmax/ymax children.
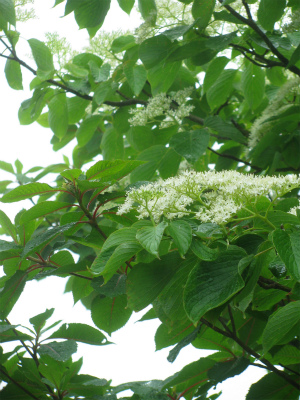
<box><xmin>0</xmin><ymin>1</ymin><xmax>266</xmax><ymax>398</ymax></box>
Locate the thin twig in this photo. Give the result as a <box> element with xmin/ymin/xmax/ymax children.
<box><xmin>0</xmin><ymin>366</ymin><xmax>40</xmax><ymax>400</ymax></box>
<box><xmin>258</xmin><ymin>276</ymin><xmax>291</xmax><ymax>293</ymax></box>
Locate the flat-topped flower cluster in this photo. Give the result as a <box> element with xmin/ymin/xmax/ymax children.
<box><xmin>117</xmin><ymin>170</ymin><xmax>300</xmax><ymax>224</ymax></box>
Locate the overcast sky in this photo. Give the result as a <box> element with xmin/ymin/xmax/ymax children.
<box><xmin>0</xmin><ymin>1</ymin><xmax>266</xmax><ymax>397</ymax></box>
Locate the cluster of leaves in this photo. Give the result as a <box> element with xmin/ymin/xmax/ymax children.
<box><xmin>0</xmin><ymin>0</ymin><xmax>300</xmax><ymax>399</ymax></box>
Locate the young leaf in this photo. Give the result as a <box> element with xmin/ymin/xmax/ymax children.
<box><xmin>4</xmin><ymin>58</ymin><xmax>23</xmax><ymax>90</ymax></box>
<box><xmin>167</xmin><ymin>220</ymin><xmax>192</xmax><ymax>257</ymax></box>
<box><xmin>48</xmin><ymin>323</ymin><xmax>109</xmax><ymax>345</ymax></box>
<box><xmin>136</xmin><ymin>221</ymin><xmax>168</xmax><ymax>257</ymax></box>
<box><xmin>1</xmin><ymin>183</ymin><xmax>59</xmax><ymax>203</ymax></box>
<box><xmin>184</xmin><ymin>247</ymin><xmax>246</xmax><ymax>324</ymax></box>
<box><xmin>262</xmin><ymin>301</ymin><xmax>300</xmax><ymax>354</ymax></box>
<box><xmin>29</xmin><ymin>309</ymin><xmax>55</xmax><ymax>334</ymax></box>
<box><xmin>91</xmin><ymin>294</ymin><xmax>132</xmax><ymax>335</ymax></box>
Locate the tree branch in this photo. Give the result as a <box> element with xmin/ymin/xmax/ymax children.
<box><xmin>219</xmin><ymin>0</ymin><xmax>300</xmax><ymax>77</ymax></box>
<box><xmin>258</xmin><ymin>276</ymin><xmax>291</xmax><ymax>293</ymax></box>
<box><xmin>207</xmin><ymin>146</ymin><xmax>262</xmax><ymax>171</ymax></box>
<box><xmin>0</xmin><ymin>366</ymin><xmax>40</xmax><ymax>400</ymax></box>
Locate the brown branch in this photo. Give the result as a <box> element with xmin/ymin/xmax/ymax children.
<box><xmin>5</xmin><ymin>318</ymin><xmax>34</xmax><ymax>359</ymax></box>
<box><xmin>201</xmin><ymin>318</ymin><xmax>300</xmax><ymax>390</ymax></box>
<box><xmin>258</xmin><ymin>276</ymin><xmax>291</xmax><ymax>293</ymax></box>
<box><xmin>0</xmin><ymin>366</ymin><xmax>41</xmax><ymax>400</ymax></box>
<box><xmin>219</xmin><ymin>0</ymin><xmax>300</xmax><ymax>77</ymax></box>
<box><xmin>241</xmin><ymin>0</ymin><xmax>253</xmax><ymax>20</ymax></box>
<box><xmin>207</xmin><ymin>146</ymin><xmax>262</xmax><ymax>171</ymax></box>
<box><xmin>231</xmin><ymin>118</ymin><xmax>249</xmax><ymax>138</ymax></box>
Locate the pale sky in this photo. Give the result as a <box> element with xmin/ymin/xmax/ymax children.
<box><xmin>0</xmin><ymin>1</ymin><xmax>265</xmax><ymax>398</ymax></box>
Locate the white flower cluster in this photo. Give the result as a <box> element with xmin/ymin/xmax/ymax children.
<box><xmin>249</xmin><ymin>77</ymin><xmax>300</xmax><ymax>149</ymax></box>
<box><xmin>128</xmin><ymin>88</ymin><xmax>194</xmax><ymax>128</ymax></box>
<box><xmin>288</xmin><ymin>200</ymin><xmax>300</xmax><ymax>216</ymax></box>
<box><xmin>117</xmin><ymin>170</ymin><xmax>300</xmax><ymax>225</ymax></box>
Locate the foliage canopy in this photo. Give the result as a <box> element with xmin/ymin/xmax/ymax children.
<box><xmin>0</xmin><ymin>0</ymin><xmax>300</xmax><ymax>399</ymax></box>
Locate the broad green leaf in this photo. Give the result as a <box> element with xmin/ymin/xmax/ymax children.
<box><xmin>138</xmin><ymin>0</ymin><xmax>157</xmax><ymax>25</ymax></box>
<box><xmin>262</xmin><ymin>301</ymin><xmax>300</xmax><ymax>354</ymax></box>
<box><xmin>155</xmin><ymin>322</ymin><xmax>195</xmax><ymax>351</ymax></box>
<box><xmin>287</xmin><ymin>43</ymin><xmax>300</xmax><ymax>67</ymax></box>
<box><xmin>139</xmin><ymin>35</ymin><xmax>173</xmax><ymax>69</ymax></box>
<box><xmin>94</xmin><ymin>242</ymin><xmax>142</xmax><ymax>282</ymax></box>
<box><xmin>89</xmin><ymin>62</ymin><xmax>111</xmax><ymax>82</ymax></box>
<box><xmin>124</xmin><ymin>64</ymin><xmax>147</xmax><ymax>96</ymax></box>
<box><xmin>91</xmin><ymin>274</ymin><xmax>126</xmax><ymax>298</ymax></box>
<box><xmin>246</xmin><ymin>372</ymin><xmax>299</xmax><ymax>399</ymax></box>
<box><xmin>1</xmin><ymin>183</ymin><xmax>59</xmax><ymax>203</ymax></box>
<box><xmin>65</xmin><ymin>62</ymin><xmax>89</xmax><ymax>78</ymax></box>
<box><xmin>101</xmin><ymin>227</ymin><xmax>138</xmax><ymax>253</ymax></box>
<box><xmin>192</xmin><ymin>0</ymin><xmax>216</xmax><ymax>30</ymax></box>
<box><xmin>257</xmin><ymin>0</ymin><xmax>286</xmax><ymax>31</ymax></box>
<box><xmin>204</xmin><ymin>116</ymin><xmax>247</xmax><ymax>144</ymax></box>
<box><xmin>38</xmin><ymin>340</ymin><xmax>77</xmax><ymax>361</ymax></box>
<box><xmin>207</xmin><ymin>357</ymin><xmax>250</xmax><ymax>384</ymax></box>
<box><xmin>86</xmin><ymin>159</ymin><xmax>144</xmax><ymax>181</ymax></box>
<box><xmin>101</xmin><ymin>127</ymin><xmax>124</xmax><ymax>160</ymax></box>
<box><xmin>29</xmin><ymin>309</ymin><xmax>54</xmax><ymax>333</ymax></box>
<box><xmin>241</xmin><ymin>61</ymin><xmax>265</xmax><ymax>109</ymax></box>
<box><xmin>94</xmin><ymin>80</ymin><xmax>118</xmax><ymax>105</ymax></box>
<box><xmin>136</xmin><ymin>221</ymin><xmax>168</xmax><ymax>257</ymax></box>
<box><xmin>72</xmin><ymin>0</ymin><xmax>110</xmax><ymax>29</ymax></box>
<box><xmin>148</xmin><ymin>60</ymin><xmax>181</xmax><ymax>95</ymax></box>
<box><xmin>0</xmin><ymin>271</ymin><xmax>27</xmax><ymax>319</ymax></box>
<box><xmin>20</xmin><ymin>201</ymin><xmax>73</xmax><ymax>224</ymax></box>
<box><xmin>130</xmin><ymin>145</ymin><xmax>181</xmax><ymax>183</ymax></box>
<box><xmin>48</xmin><ymin>92</ymin><xmax>68</xmax><ymax>139</ymax></box>
<box><xmin>117</xmin><ymin>0</ymin><xmax>135</xmax><ymax>14</ymax></box>
<box><xmin>49</xmin><ymin>323</ymin><xmax>109</xmax><ymax>345</ymax></box>
<box><xmin>4</xmin><ymin>58</ymin><xmax>23</xmax><ymax>90</ymax></box>
<box><xmin>111</xmin><ymin>35</ymin><xmax>136</xmax><ymax>53</ymax></box>
<box><xmin>127</xmin><ymin>252</ymin><xmax>181</xmax><ymax>311</ymax></box>
<box><xmin>191</xmin><ymin>239</ymin><xmax>218</xmax><ymax>261</ymax></box>
<box><xmin>271</xmin><ymin>345</ymin><xmax>300</xmax><ymax>365</ymax></box>
<box><xmin>91</xmin><ymin>294</ymin><xmax>132</xmax><ymax>335</ymax></box>
<box><xmin>21</xmin><ymin>222</ymin><xmax>76</xmax><ymax>258</ymax></box>
<box><xmin>170</xmin><ymin>129</ymin><xmax>210</xmax><ymax>163</ymax></box>
<box><xmin>206</xmin><ymin>69</ymin><xmax>237</xmax><ymax>110</ymax></box>
<box><xmin>28</xmin><ymin>38</ymin><xmax>54</xmax><ymax>74</ymax></box>
<box><xmin>272</xmin><ymin>229</ymin><xmax>300</xmax><ymax>281</ymax></box>
<box><xmin>60</xmin><ymin>169</ymin><xmax>82</xmax><ymax>181</ymax></box>
<box><xmin>0</xmin><ymin>0</ymin><xmax>15</xmax><ymax>26</ymax></box>
<box><xmin>76</xmin><ymin>115</ymin><xmax>102</xmax><ymax>147</ymax></box>
<box><xmin>167</xmin><ymin>220</ymin><xmax>192</xmax><ymax>257</ymax></box>
<box><xmin>203</xmin><ymin>57</ymin><xmax>229</xmax><ymax>93</ymax></box>
<box><xmin>0</xmin><ymin>210</ymin><xmax>17</xmax><ymax>240</ymax></box>
<box><xmin>184</xmin><ymin>247</ymin><xmax>246</xmax><ymax>323</ymax></box>
<box><xmin>67</xmin><ymin>96</ymin><xmax>90</xmax><ymax>124</ymax></box>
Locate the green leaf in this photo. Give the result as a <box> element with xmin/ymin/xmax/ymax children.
<box><xmin>206</xmin><ymin>69</ymin><xmax>237</xmax><ymax>110</ymax></box>
<box><xmin>76</xmin><ymin>115</ymin><xmax>102</xmax><ymax>147</ymax></box>
<box><xmin>127</xmin><ymin>252</ymin><xmax>181</xmax><ymax>311</ymax></box>
<box><xmin>91</xmin><ymin>294</ymin><xmax>132</xmax><ymax>335</ymax></box>
<box><xmin>94</xmin><ymin>80</ymin><xmax>118</xmax><ymax>105</ymax></box>
<box><xmin>111</xmin><ymin>35</ymin><xmax>136</xmax><ymax>53</ymax></box>
<box><xmin>262</xmin><ymin>301</ymin><xmax>300</xmax><ymax>354</ymax></box>
<box><xmin>170</xmin><ymin>129</ymin><xmax>210</xmax><ymax>163</ymax></box>
<box><xmin>67</xmin><ymin>96</ymin><xmax>90</xmax><ymax>124</ymax></box>
<box><xmin>48</xmin><ymin>323</ymin><xmax>109</xmax><ymax>345</ymax></box>
<box><xmin>91</xmin><ymin>274</ymin><xmax>126</xmax><ymax>298</ymax></box>
<box><xmin>241</xmin><ymin>61</ymin><xmax>265</xmax><ymax>109</ymax></box>
<box><xmin>0</xmin><ymin>0</ymin><xmax>16</xmax><ymax>26</ymax></box>
<box><xmin>191</xmin><ymin>239</ymin><xmax>218</xmax><ymax>261</ymax></box>
<box><xmin>203</xmin><ymin>56</ymin><xmax>229</xmax><ymax>93</ymax></box>
<box><xmin>101</xmin><ymin>127</ymin><xmax>124</xmax><ymax>160</ymax></box>
<box><xmin>38</xmin><ymin>340</ymin><xmax>77</xmax><ymax>361</ymax></box>
<box><xmin>257</xmin><ymin>0</ymin><xmax>286</xmax><ymax>31</ymax></box>
<box><xmin>287</xmin><ymin>42</ymin><xmax>300</xmax><ymax>67</ymax></box>
<box><xmin>246</xmin><ymin>372</ymin><xmax>299</xmax><ymax>400</ymax></box>
<box><xmin>272</xmin><ymin>229</ymin><xmax>300</xmax><ymax>281</ymax></box>
<box><xmin>139</xmin><ymin>35</ymin><xmax>173</xmax><ymax>69</ymax></box>
<box><xmin>0</xmin><ymin>210</ymin><xmax>17</xmax><ymax>240</ymax></box>
<box><xmin>21</xmin><ymin>223</ymin><xmax>76</xmax><ymax>258</ymax></box>
<box><xmin>93</xmin><ymin>242</ymin><xmax>142</xmax><ymax>282</ymax></box>
<box><xmin>28</xmin><ymin>38</ymin><xmax>54</xmax><ymax>74</ymax></box>
<box><xmin>101</xmin><ymin>228</ymin><xmax>138</xmax><ymax>253</ymax></box>
<box><xmin>192</xmin><ymin>0</ymin><xmax>216</xmax><ymax>30</ymax></box>
<box><xmin>72</xmin><ymin>0</ymin><xmax>111</xmax><ymax>29</ymax></box>
<box><xmin>86</xmin><ymin>159</ymin><xmax>144</xmax><ymax>181</ymax></box>
<box><xmin>124</xmin><ymin>64</ymin><xmax>147</xmax><ymax>96</ymax></box>
<box><xmin>130</xmin><ymin>145</ymin><xmax>181</xmax><ymax>183</ymax></box>
<box><xmin>204</xmin><ymin>116</ymin><xmax>247</xmax><ymax>144</ymax></box>
<box><xmin>1</xmin><ymin>183</ymin><xmax>59</xmax><ymax>203</ymax></box>
<box><xmin>184</xmin><ymin>247</ymin><xmax>246</xmax><ymax>323</ymax></box>
<box><xmin>167</xmin><ymin>220</ymin><xmax>192</xmax><ymax>257</ymax></box>
<box><xmin>89</xmin><ymin>61</ymin><xmax>110</xmax><ymax>83</ymax></box>
<box><xmin>138</xmin><ymin>0</ymin><xmax>157</xmax><ymax>25</ymax></box>
<box><xmin>117</xmin><ymin>0</ymin><xmax>135</xmax><ymax>14</ymax></box>
<box><xmin>29</xmin><ymin>309</ymin><xmax>55</xmax><ymax>333</ymax></box>
<box><xmin>148</xmin><ymin>61</ymin><xmax>181</xmax><ymax>95</ymax></box>
<box><xmin>0</xmin><ymin>271</ymin><xmax>27</xmax><ymax>319</ymax></box>
<box><xmin>4</xmin><ymin>58</ymin><xmax>23</xmax><ymax>90</ymax></box>
<box><xmin>20</xmin><ymin>201</ymin><xmax>73</xmax><ymax>224</ymax></box>
<box><xmin>48</xmin><ymin>92</ymin><xmax>68</xmax><ymax>139</ymax></box>
<box><xmin>208</xmin><ymin>357</ymin><xmax>250</xmax><ymax>384</ymax></box>
<box><xmin>136</xmin><ymin>221</ymin><xmax>168</xmax><ymax>257</ymax></box>
<box><xmin>0</xmin><ymin>160</ymin><xmax>14</xmax><ymax>174</ymax></box>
